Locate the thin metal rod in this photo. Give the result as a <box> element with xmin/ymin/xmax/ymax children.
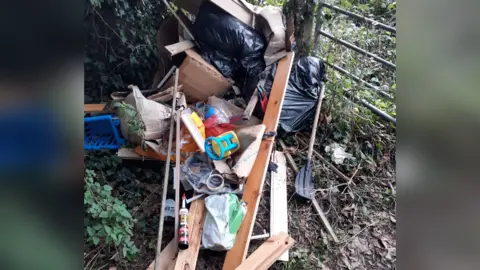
<box><xmin>343</xmin><ymin>93</ymin><xmax>396</xmax><ymax>124</ymax></box>
<box><xmin>321</xmin><ymin>59</ymin><xmax>394</xmax><ymax>100</ymax></box>
<box><xmin>320</xmin><ymin>30</ymin><xmax>396</xmax><ymax>69</ymax></box>
<box><xmin>154</xmin><ymin>68</ymin><xmax>179</xmax><ymax>270</ymax></box>
<box><xmin>174</xmin><ymin>108</ymin><xmax>182</xmax><ymax>247</ymax></box>
<box><xmin>321</xmin><ymin>2</ymin><xmax>396</xmax><ymax>33</ymax></box>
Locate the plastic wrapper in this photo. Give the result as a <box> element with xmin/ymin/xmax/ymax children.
<box><xmin>202</xmin><ymin>194</ymin><xmax>247</xmax><ymax>250</ymax></box>
<box><xmin>180</xmin><ymin>153</ymin><xmax>242</xmax><ymax>195</ymax></box>
<box><xmin>192</xmin><ymin>1</ymin><xmax>267</xmax><ymax>79</ymax></box>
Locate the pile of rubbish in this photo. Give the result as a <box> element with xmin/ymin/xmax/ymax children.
<box><xmin>84</xmin><ymin>0</ymin><xmax>328</xmax><ymax>268</ymax></box>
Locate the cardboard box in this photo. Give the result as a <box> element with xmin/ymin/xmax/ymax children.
<box><xmin>161</xmin><ymin>49</ymin><xmax>231</xmax><ymax>102</ymax></box>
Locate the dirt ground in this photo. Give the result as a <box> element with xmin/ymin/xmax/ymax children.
<box><xmin>84</xmin><ymin>138</ymin><xmax>396</xmax><ymax>270</ymax></box>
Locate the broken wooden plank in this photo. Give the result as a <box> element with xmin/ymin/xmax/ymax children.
<box><xmin>165</xmin><ymin>40</ymin><xmax>195</xmax><ymax>57</ymax></box>
<box><xmin>242</xmin><ymin>88</ymin><xmax>258</xmax><ymax>120</ymax></box>
<box><xmin>84</xmin><ymin>104</ymin><xmax>106</xmax><ymax>113</ymax></box>
<box><xmin>173</xmin><ymin>197</ymin><xmax>206</xmax><ymax>270</ymax></box>
<box><xmin>270</xmin><ymin>151</ymin><xmax>289</xmax><ymax>261</ymax></box>
<box><xmin>235</xmin><ymin>232</ymin><xmax>295</xmax><ymax>270</ymax></box>
<box><xmin>146</xmin><ymin>239</ymin><xmax>177</xmax><ymax>270</ymax></box>
<box><xmin>222</xmin><ymin>52</ymin><xmax>295</xmax><ymax>270</ymax></box>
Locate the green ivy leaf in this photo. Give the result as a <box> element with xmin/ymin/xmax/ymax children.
<box><xmin>99</xmin><ymin>211</ymin><xmax>109</xmax><ymax>218</ymax></box>
<box><xmin>92</xmin><ymin>236</ymin><xmax>100</xmax><ymax>245</ymax></box>
<box><xmin>87</xmin><ymin>226</ymin><xmax>94</xmax><ymax>236</ymax></box>
<box><xmin>344</xmin><ymin>79</ymin><xmax>352</xmax><ymax>89</ymax></box>
<box><xmin>358</xmin><ymin>4</ymin><xmax>369</xmax><ymax>12</ymax></box>
<box><xmin>120</xmin><ymin>29</ymin><xmax>127</xmax><ymax>43</ymax></box>
<box><xmin>340</xmin><ymin>0</ymin><xmax>352</xmax><ymax>9</ymax></box>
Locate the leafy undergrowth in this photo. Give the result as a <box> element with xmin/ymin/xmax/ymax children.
<box><xmin>84</xmin><ymin>151</ymin><xmax>173</xmax><ymax>269</ymax></box>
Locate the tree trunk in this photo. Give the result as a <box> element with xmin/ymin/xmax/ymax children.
<box><xmin>284</xmin><ymin>0</ymin><xmax>316</xmax><ymax>57</ymax></box>
<box><xmin>313</xmin><ymin>3</ymin><xmax>325</xmax><ymax>55</ymax></box>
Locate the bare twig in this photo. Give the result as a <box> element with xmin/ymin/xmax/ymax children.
<box><xmin>84</xmin><ymin>245</ymin><xmax>105</xmax><ymax>270</ymax></box>
<box><xmin>92</xmin><ymin>8</ymin><xmax>133</xmax><ymax>47</ymax></box>
<box><xmin>296</xmin><ymin>136</ymin><xmax>352</xmax><ymax>183</ymax></box>
<box><xmin>342</xmin><ymin>222</ymin><xmax>377</xmax><ymax>245</ymax></box>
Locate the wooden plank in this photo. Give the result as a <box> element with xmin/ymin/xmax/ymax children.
<box><xmin>146</xmin><ymin>239</ymin><xmax>177</xmax><ymax>270</ymax></box>
<box><xmin>312</xmin><ymin>198</ymin><xmax>339</xmax><ymax>243</ymax></box>
<box><xmin>116</xmin><ymin>148</ymin><xmax>154</xmax><ymax>160</ymax></box>
<box><xmin>84</xmin><ymin>104</ymin><xmax>106</xmax><ymax>113</ymax></box>
<box><xmin>222</xmin><ymin>52</ymin><xmax>295</xmax><ymax>270</ymax></box>
<box><xmin>174</xmin><ymin>198</ymin><xmax>206</xmax><ymax>270</ymax></box>
<box><xmin>242</xmin><ymin>88</ymin><xmax>258</xmax><ymax>120</ymax></box>
<box><xmin>235</xmin><ymin>232</ymin><xmax>295</xmax><ymax>270</ymax></box>
<box><xmin>165</xmin><ymin>40</ymin><xmax>195</xmax><ymax>57</ymax></box>
<box><xmin>270</xmin><ymin>151</ymin><xmax>289</xmax><ymax>261</ymax></box>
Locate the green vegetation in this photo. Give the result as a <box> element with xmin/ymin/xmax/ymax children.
<box><xmin>84</xmin><ymin>169</ymin><xmax>138</xmax><ymax>260</ymax></box>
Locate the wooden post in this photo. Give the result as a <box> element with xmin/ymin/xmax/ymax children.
<box><xmin>222</xmin><ymin>52</ymin><xmax>295</xmax><ymax>270</ymax></box>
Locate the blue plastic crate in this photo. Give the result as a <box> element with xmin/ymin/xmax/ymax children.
<box><xmin>84</xmin><ymin>115</ymin><xmax>125</xmax><ymax>150</ymax></box>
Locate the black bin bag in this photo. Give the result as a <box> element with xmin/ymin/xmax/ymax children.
<box><xmin>265</xmin><ymin>56</ymin><xmax>326</xmax><ymax>133</ymax></box>
<box><xmin>192</xmin><ymin>1</ymin><xmax>267</xmax><ymax>80</ymax></box>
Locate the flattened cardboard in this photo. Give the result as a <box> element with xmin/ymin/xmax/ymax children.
<box><xmin>161</xmin><ymin>49</ymin><xmax>231</xmax><ymax>102</ymax></box>
<box><xmin>232</xmin><ymin>124</ymin><xmax>266</xmax><ymax>179</ymax></box>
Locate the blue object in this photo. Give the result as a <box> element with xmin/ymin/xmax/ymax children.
<box><xmin>204</xmin><ymin>133</ymin><xmax>239</xmax><ymax>160</ymax></box>
<box><xmin>84</xmin><ymin>115</ymin><xmax>125</xmax><ymax>150</ymax></box>
<box><xmin>204</xmin><ymin>105</ymin><xmax>215</xmax><ymax>119</ymax></box>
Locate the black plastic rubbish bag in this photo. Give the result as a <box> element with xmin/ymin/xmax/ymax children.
<box><xmin>266</xmin><ymin>56</ymin><xmax>326</xmax><ymax>133</ymax></box>
<box><xmin>192</xmin><ymin>1</ymin><xmax>267</xmax><ymax>79</ymax></box>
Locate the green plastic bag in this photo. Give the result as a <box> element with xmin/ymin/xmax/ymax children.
<box><xmin>202</xmin><ymin>194</ymin><xmax>247</xmax><ymax>250</ymax></box>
